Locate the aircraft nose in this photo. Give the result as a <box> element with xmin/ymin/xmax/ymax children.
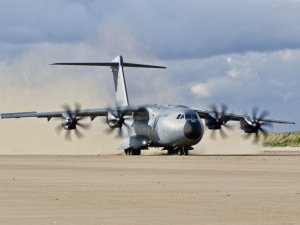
<box><xmin>184</xmin><ymin>120</ymin><xmax>202</xmax><ymax>139</ymax></box>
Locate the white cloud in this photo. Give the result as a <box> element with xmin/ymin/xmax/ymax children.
<box><xmin>1</xmin><ymin>0</ymin><xmax>300</xmax><ymax>58</ymax></box>
<box><xmin>191</xmin><ymin>83</ymin><xmax>211</xmax><ymax>98</ymax></box>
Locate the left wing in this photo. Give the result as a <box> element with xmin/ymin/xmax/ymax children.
<box><xmin>0</xmin><ymin>105</ymin><xmax>142</xmax><ymax>121</ymax></box>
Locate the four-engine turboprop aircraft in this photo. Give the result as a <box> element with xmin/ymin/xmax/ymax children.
<box><xmin>0</xmin><ymin>56</ymin><xmax>295</xmax><ymax>155</ymax></box>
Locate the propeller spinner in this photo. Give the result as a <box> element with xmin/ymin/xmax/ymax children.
<box><xmin>242</xmin><ymin>107</ymin><xmax>273</xmax><ymax>143</ymax></box>
<box><xmin>206</xmin><ymin>104</ymin><xmax>233</xmax><ymax>139</ymax></box>
<box><xmin>55</xmin><ymin>103</ymin><xmax>90</xmax><ymax>141</ymax></box>
<box><xmin>104</xmin><ymin>106</ymin><xmax>131</xmax><ymax>138</ymax></box>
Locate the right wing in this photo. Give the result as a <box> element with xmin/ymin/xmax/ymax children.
<box><xmin>194</xmin><ymin>108</ymin><xmax>295</xmax><ymax>124</ymax></box>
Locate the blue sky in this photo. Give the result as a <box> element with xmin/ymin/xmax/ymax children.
<box><xmin>0</xmin><ymin>0</ymin><xmax>299</xmax><ymax>153</ymax></box>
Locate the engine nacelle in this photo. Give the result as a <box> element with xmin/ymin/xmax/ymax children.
<box><xmin>61</xmin><ymin>113</ymin><xmax>76</xmax><ymax>130</ymax></box>
<box><xmin>122</xmin><ymin>135</ymin><xmax>150</xmax><ymax>150</ymax></box>
<box><xmin>205</xmin><ymin>115</ymin><xmax>222</xmax><ymax>130</ymax></box>
<box><xmin>106</xmin><ymin>111</ymin><xmax>122</xmax><ymax>128</ymax></box>
<box><xmin>240</xmin><ymin>117</ymin><xmax>260</xmax><ymax>134</ymax></box>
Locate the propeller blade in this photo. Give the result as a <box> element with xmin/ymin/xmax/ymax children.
<box><xmin>77</xmin><ymin>121</ymin><xmax>90</xmax><ymax>130</ymax></box>
<box><xmin>65</xmin><ymin>130</ymin><xmax>72</xmax><ymax>141</ymax></box>
<box><xmin>223</xmin><ymin>123</ymin><xmax>234</xmax><ymax>130</ymax></box>
<box><xmin>55</xmin><ymin>103</ymin><xmax>90</xmax><ymax>140</ymax></box>
<box><xmin>74</xmin><ymin>129</ymin><xmax>84</xmax><ymax>139</ymax></box>
<box><xmin>259</xmin><ymin>127</ymin><xmax>268</xmax><ymax>137</ymax></box>
<box><xmin>244</xmin><ymin>107</ymin><xmax>273</xmax><ymax>144</ymax></box>
<box><xmin>104</xmin><ymin>127</ymin><xmax>115</xmax><ymax>135</ymax></box>
<box><xmin>258</xmin><ymin>110</ymin><xmax>269</xmax><ymax>121</ymax></box>
<box><xmin>260</xmin><ymin>122</ymin><xmax>273</xmax><ymax>128</ymax></box>
<box><xmin>243</xmin><ymin>133</ymin><xmax>252</xmax><ymax>140</ymax></box>
<box><xmin>210</xmin><ymin>104</ymin><xmax>219</xmax><ymax>119</ymax></box>
<box><xmin>221</xmin><ymin>104</ymin><xmax>227</xmax><ymax>117</ymax></box>
<box><xmin>253</xmin><ymin>132</ymin><xmax>259</xmax><ymax>144</ymax></box>
<box><xmin>252</xmin><ymin>107</ymin><xmax>258</xmax><ymax>121</ymax></box>
<box><xmin>104</xmin><ymin>105</ymin><xmax>131</xmax><ymax>139</ymax></box>
<box><xmin>74</xmin><ymin>102</ymin><xmax>81</xmax><ymax>114</ymax></box>
<box><xmin>208</xmin><ymin>103</ymin><xmax>232</xmax><ymax>139</ymax></box>
<box><xmin>55</xmin><ymin>124</ymin><xmax>64</xmax><ymax>134</ymax></box>
<box><xmin>62</xmin><ymin>103</ymin><xmax>70</xmax><ymax>111</ymax></box>
<box><xmin>219</xmin><ymin>128</ymin><xmax>228</xmax><ymax>139</ymax></box>
<box><xmin>117</xmin><ymin>127</ymin><xmax>123</xmax><ymax>138</ymax></box>
<box><xmin>209</xmin><ymin>130</ymin><xmax>216</xmax><ymax>140</ymax></box>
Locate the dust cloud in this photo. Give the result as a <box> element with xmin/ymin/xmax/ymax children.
<box><xmin>0</xmin><ymin>19</ymin><xmax>170</xmax><ymax>155</ymax></box>
<box><xmin>193</xmin><ymin>124</ymin><xmax>262</xmax><ymax>155</ymax></box>
<box><xmin>0</xmin><ymin>42</ymin><xmax>137</xmax><ymax>155</ymax></box>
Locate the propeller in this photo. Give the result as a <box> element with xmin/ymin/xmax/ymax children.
<box><xmin>55</xmin><ymin>103</ymin><xmax>90</xmax><ymax>141</ymax></box>
<box><xmin>103</xmin><ymin>106</ymin><xmax>131</xmax><ymax>138</ymax></box>
<box><xmin>207</xmin><ymin>104</ymin><xmax>233</xmax><ymax>139</ymax></box>
<box><xmin>243</xmin><ymin>107</ymin><xmax>273</xmax><ymax>143</ymax></box>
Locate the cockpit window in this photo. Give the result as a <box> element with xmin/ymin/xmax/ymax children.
<box><xmin>177</xmin><ymin>113</ymin><xmax>197</xmax><ymax>120</ymax></box>
<box><xmin>185</xmin><ymin>114</ymin><xmax>197</xmax><ymax>120</ymax></box>
<box><xmin>185</xmin><ymin>114</ymin><xmax>192</xmax><ymax>120</ymax></box>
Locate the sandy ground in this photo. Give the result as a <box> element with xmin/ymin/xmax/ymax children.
<box><xmin>0</xmin><ymin>154</ymin><xmax>299</xmax><ymax>225</ymax></box>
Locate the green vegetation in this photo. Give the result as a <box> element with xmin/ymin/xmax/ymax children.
<box><xmin>263</xmin><ymin>131</ymin><xmax>300</xmax><ymax>147</ymax></box>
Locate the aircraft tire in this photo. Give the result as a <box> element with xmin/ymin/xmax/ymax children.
<box><xmin>184</xmin><ymin>149</ymin><xmax>189</xmax><ymax>155</ymax></box>
<box><xmin>178</xmin><ymin>148</ymin><xmax>184</xmax><ymax>156</ymax></box>
<box><xmin>132</xmin><ymin>149</ymin><xmax>141</xmax><ymax>155</ymax></box>
<box><xmin>167</xmin><ymin>149</ymin><xmax>173</xmax><ymax>155</ymax></box>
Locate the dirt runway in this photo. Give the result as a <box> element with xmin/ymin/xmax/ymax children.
<box><xmin>0</xmin><ymin>154</ymin><xmax>299</xmax><ymax>225</ymax></box>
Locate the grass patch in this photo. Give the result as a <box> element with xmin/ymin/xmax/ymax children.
<box><xmin>263</xmin><ymin>131</ymin><xmax>300</xmax><ymax>147</ymax></box>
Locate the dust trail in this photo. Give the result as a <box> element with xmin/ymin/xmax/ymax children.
<box><xmin>0</xmin><ymin>26</ymin><xmax>173</xmax><ymax>155</ymax></box>
<box><xmin>193</xmin><ymin>125</ymin><xmax>262</xmax><ymax>155</ymax></box>
<box><xmin>140</xmin><ymin>124</ymin><xmax>261</xmax><ymax>156</ymax></box>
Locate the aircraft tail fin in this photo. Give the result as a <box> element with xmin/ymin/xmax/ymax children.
<box><xmin>52</xmin><ymin>56</ymin><xmax>166</xmax><ymax>107</ymax></box>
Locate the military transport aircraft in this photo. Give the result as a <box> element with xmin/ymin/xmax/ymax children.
<box><xmin>0</xmin><ymin>56</ymin><xmax>295</xmax><ymax>155</ymax></box>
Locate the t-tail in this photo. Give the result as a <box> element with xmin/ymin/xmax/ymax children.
<box><xmin>52</xmin><ymin>56</ymin><xmax>166</xmax><ymax>107</ymax></box>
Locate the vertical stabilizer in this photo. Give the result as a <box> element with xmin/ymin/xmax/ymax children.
<box><xmin>51</xmin><ymin>56</ymin><xmax>166</xmax><ymax>107</ymax></box>
<box><xmin>111</xmin><ymin>56</ymin><xmax>129</xmax><ymax>107</ymax></box>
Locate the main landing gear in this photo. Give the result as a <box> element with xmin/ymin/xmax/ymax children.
<box><xmin>124</xmin><ymin>146</ymin><xmax>191</xmax><ymax>156</ymax></box>
<box><xmin>167</xmin><ymin>146</ymin><xmax>189</xmax><ymax>156</ymax></box>
<box><xmin>124</xmin><ymin>149</ymin><xmax>141</xmax><ymax>155</ymax></box>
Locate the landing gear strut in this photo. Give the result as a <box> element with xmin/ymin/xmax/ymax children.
<box><xmin>178</xmin><ymin>147</ymin><xmax>189</xmax><ymax>155</ymax></box>
<box><xmin>183</xmin><ymin>147</ymin><xmax>189</xmax><ymax>155</ymax></box>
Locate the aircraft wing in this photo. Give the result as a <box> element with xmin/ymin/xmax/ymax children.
<box><xmin>0</xmin><ymin>105</ymin><xmax>142</xmax><ymax>121</ymax></box>
<box><xmin>194</xmin><ymin>109</ymin><xmax>295</xmax><ymax>124</ymax></box>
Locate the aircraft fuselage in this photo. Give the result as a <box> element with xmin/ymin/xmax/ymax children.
<box><xmin>122</xmin><ymin>105</ymin><xmax>204</xmax><ymax>150</ymax></box>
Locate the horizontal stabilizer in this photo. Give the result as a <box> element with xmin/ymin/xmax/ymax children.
<box><xmin>51</xmin><ymin>62</ymin><xmax>166</xmax><ymax>69</ymax></box>
<box><xmin>1</xmin><ymin>112</ymin><xmax>37</xmax><ymax>119</ymax></box>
